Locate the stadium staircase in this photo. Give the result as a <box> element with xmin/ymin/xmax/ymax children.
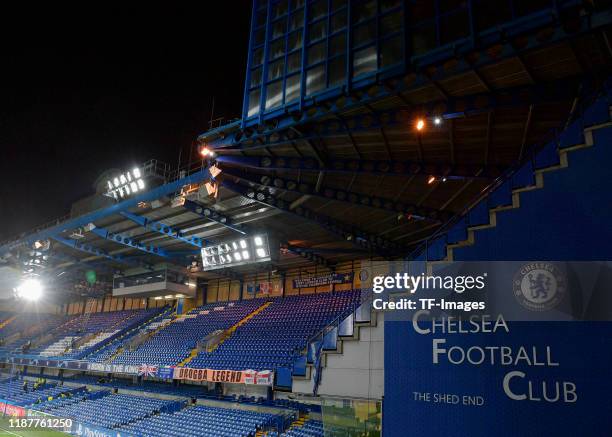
<box><xmin>0</xmin><ymin>315</ymin><xmax>16</xmax><ymax>330</ymax></box>
<box><xmin>418</xmin><ymin>85</ymin><xmax>612</xmax><ymax>264</ymax></box>
<box><xmin>84</xmin><ymin>307</ymin><xmax>175</xmax><ymax>362</ymax></box>
<box><xmin>178</xmin><ymin>301</ymin><xmax>273</xmax><ymax>367</ymax></box>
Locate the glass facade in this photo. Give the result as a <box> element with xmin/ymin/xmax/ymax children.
<box><xmin>244</xmin><ymin>0</ymin><xmax>570</xmax><ymax>121</ymax></box>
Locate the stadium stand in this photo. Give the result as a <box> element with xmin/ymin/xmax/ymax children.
<box><xmin>29</xmin><ymin>308</ymin><xmax>162</xmax><ymax>359</ymax></box>
<box><xmin>42</xmin><ymin>392</ymin><xmax>182</xmax><ymax>429</ymax></box>
<box><xmin>117</xmin><ymin>404</ymin><xmax>278</xmax><ymax>437</ymax></box>
<box><xmin>189</xmin><ymin>291</ymin><xmax>360</xmax><ymax>371</ymax></box>
<box><xmin>0</xmin><ymin>378</ymin><xmax>85</xmax><ymax>407</ymax></box>
<box><xmin>112</xmin><ymin>299</ymin><xmax>266</xmax><ymax>366</ymax></box>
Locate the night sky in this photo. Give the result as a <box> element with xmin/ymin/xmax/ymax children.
<box><xmin>0</xmin><ymin>3</ymin><xmax>251</xmax><ymax>241</ymax></box>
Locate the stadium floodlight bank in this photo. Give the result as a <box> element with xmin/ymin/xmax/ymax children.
<box><xmin>201</xmin><ymin>234</ymin><xmax>275</xmax><ymax>270</ymax></box>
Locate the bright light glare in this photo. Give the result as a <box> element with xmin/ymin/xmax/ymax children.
<box><xmin>16</xmin><ymin>278</ymin><xmax>43</xmax><ymax>301</ymax></box>
<box><xmin>234</xmin><ymin>252</ymin><xmax>242</xmax><ymax>261</ymax></box>
<box><xmin>256</xmin><ymin>248</ymin><xmax>267</xmax><ymax>258</ymax></box>
<box><xmin>254</xmin><ymin>236</ymin><xmax>263</xmax><ymax>246</ymax></box>
<box><xmin>133</xmin><ymin>168</ymin><xmax>141</xmax><ymax>178</ymax></box>
<box><xmin>239</xmin><ymin>240</ymin><xmax>247</xmax><ymax>249</ymax></box>
<box><xmin>434</xmin><ymin>117</ymin><xmax>442</xmax><ymax>125</ymax></box>
<box><xmin>242</xmin><ymin>250</ymin><xmax>249</xmax><ymax>259</ymax></box>
<box><xmin>137</xmin><ymin>179</ymin><xmax>145</xmax><ymax>190</ymax></box>
<box><xmin>416</xmin><ymin>119</ymin><xmax>425</xmax><ymax>131</ymax></box>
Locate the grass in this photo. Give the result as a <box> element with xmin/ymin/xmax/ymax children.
<box><xmin>0</xmin><ymin>416</ymin><xmax>66</xmax><ymax>437</ymax></box>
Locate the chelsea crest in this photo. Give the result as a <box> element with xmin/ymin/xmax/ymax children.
<box><xmin>513</xmin><ymin>262</ymin><xmax>566</xmax><ymax>311</ymax></box>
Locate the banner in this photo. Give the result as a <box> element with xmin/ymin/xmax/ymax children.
<box><xmin>247</xmin><ymin>283</ymin><xmax>267</xmax><ymax>294</ymax></box>
<box><xmin>0</xmin><ymin>402</ymin><xmax>25</xmax><ymax>417</ymax></box>
<box><xmin>173</xmin><ymin>367</ymin><xmax>274</xmax><ymax>386</ymax></box>
<box><xmin>138</xmin><ymin>364</ymin><xmax>158</xmax><ymax>377</ymax></box>
<box><xmin>155</xmin><ymin>366</ymin><xmax>175</xmax><ymax>379</ymax></box>
<box><xmin>88</xmin><ymin>362</ymin><xmax>139</xmax><ymax>375</ymax></box>
<box><xmin>293</xmin><ymin>272</ymin><xmax>354</xmax><ymax>288</ymax></box>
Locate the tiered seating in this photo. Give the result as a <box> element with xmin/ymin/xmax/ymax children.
<box><xmin>117</xmin><ymin>404</ymin><xmax>277</xmax><ymax>437</ymax></box>
<box><xmin>45</xmin><ymin>392</ymin><xmax>178</xmax><ymax>429</ymax></box>
<box><xmin>29</xmin><ymin>309</ymin><xmax>159</xmax><ymax>358</ymax></box>
<box><xmin>86</xmin><ymin>307</ymin><xmax>173</xmax><ymax>363</ymax></box>
<box><xmin>0</xmin><ymin>379</ymin><xmax>82</xmax><ymax>407</ymax></box>
<box><xmin>281</xmin><ymin>420</ymin><xmax>324</xmax><ymax>437</ymax></box>
<box><xmin>112</xmin><ymin>299</ymin><xmax>265</xmax><ymax>366</ymax></box>
<box><xmin>189</xmin><ymin>291</ymin><xmax>360</xmax><ymax>371</ymax></box>
<box><xmin>0</xmin><ymin>313</ymin><xmax>67</xmax><ymax>355</ymax></box>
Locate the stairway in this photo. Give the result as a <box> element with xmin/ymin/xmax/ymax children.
<box><xmin>83</xmin><ymin>306</ymin><xmax>174</xmax><ymax>362</ymax></box>
<box><xmin>0</xmin><ymin>315</ymin><xmax>16</xmax><ymax>330</ymax></box>
<box><xmin>178</xmin><ymin>301</ymin><xmax>273</xmax><ymax>367</ymax></box>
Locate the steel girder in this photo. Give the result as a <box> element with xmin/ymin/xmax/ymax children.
<box><xmin>120</xmin><ymin>211</ymin><xmax>206</xmax><ymax>248</ymax></box>
<box><xmin>221</xmin><ymin>167</ymin><xmax>452</xmax><ymax>222</ymax></box>
<box><xmin>0</xmin><ymin>167</ymin><xmax>211</xmax><ymax>256</ymax></box>
<box><xmin>215</xmin><ymin>155</ymin><xmax>501</xmax><ymax>180</ymax></box>
<box><xmin>182</xmin><ymin>200</ymin><xmax>247</xmax><ymax>235</ymax></box>
<box><xmin>221</xmin><ymin>180</ymin><xmax>407</xmax><ymax>257</ymax></box>
<box><xmin>204</xmin><ymin>68</ymin><xmax>589</xmax><ymax>152</ymax></box>
<box><xmin>51</xmin><ymin>236</ymin><xmax>150</xmax><ymax>269</ymax></box>
<box><xmin>183</xmin><ymin>200</ymin><xmax>331</xmax><ymax>269</ymax></box>
<box><xmin>90</xmin><ymin>226</ymin><xmax>170</xmax><ymax>258</ymax></box>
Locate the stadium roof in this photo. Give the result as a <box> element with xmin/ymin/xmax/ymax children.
<box><xmin>1</xmin><ymin>12</ymin><xmax>611</xmax><ymax>299</ymax></box>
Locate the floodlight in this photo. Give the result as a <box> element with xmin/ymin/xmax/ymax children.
<box><xmin>16</xmin><ymin>278</ymin><xmax>43</xmax><ymax>301</ymax></box>
<box><xmin>416</xmin><ymin>119</ymin><xmax>425</xmax><ymax>131</ymax></box>
<box><xmin>434</xmin><ymin>116</ymin><xmax>442</xmax><ymax>125</ymax></box>
<box><xmin>133</xmin><ymin>168</ymin><xmax>141</xmax><ymax>178</ymax></box>
<box><xmin>120</xmin><ymin>174</ymin><xmax>127</xmax><ymax>184</ymax></box>
<box><xmin>137</xmin><ymin>179</ymin><xmax>145</xmax><ymax>190</ymax></box>
<box><xmin>200</xmin><ymin>234</ymin><xmax>274</xmax><ymax>271</ymax></box>
<box><xmin>113</xmin><ymin>178</ymin><xmax>120</xmax><ymax>187</ymax></box>
<box><xmin>130</xmin><ymin>181</ymin><xmax>138</xmax><ymax>192</ymax></box>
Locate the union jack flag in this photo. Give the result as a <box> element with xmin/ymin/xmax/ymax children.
<box><xmin>138</xmin><ymin>364</ymin><xmax>158</xmax><ymax>377</ymax></box>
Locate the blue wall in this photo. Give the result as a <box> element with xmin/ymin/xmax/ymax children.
<box><xmin>384</xmin><ymin>94</ymin><xmax>612</xmax><ymax>436</ymax></box>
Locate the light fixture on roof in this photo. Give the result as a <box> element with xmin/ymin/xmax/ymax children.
<box><xmin>427</xmin><ymin>175</ymin><xmax>436</xmax><ymax>185</ymax></box>
<box><xmin>201</xmin><ymin>234</ymin><xmax>273</xmax><ymax>271</ymax></box>
<box><xmin>434</xmin><ymin>116</ymin><xmax>442</xmax><ymax>125</ymax></box>
<box><xmin>106</xmin><ymin>167</ymin><xmax>145</xmax><ymax>200</ymax></box>
<box><xmin>199</xmin><ymin>145</ymin><xmax>214</xmax><ymax>158</ymax></box>
<box><xmin>416</xmin><ymin>118</ymin><xmax>425</xmax><ymax>131</ymax></box>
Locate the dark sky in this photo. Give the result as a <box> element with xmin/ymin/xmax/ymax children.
<box><xmin>0</xmin><ymin>3</ymin><xmax>251</xmax><ymax>241</ymax></box>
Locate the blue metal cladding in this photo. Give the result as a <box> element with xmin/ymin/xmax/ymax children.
<box><xmin>242</xmin><ymin>0</ymin><xmax>583</xmax><ymax>126</ymax></box>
